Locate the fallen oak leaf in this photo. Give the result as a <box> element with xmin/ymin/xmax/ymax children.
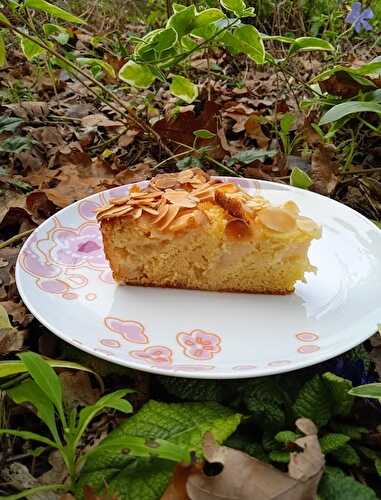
<box><xmin>4</xmin><ymin>101</ymin><xmax>49</xmax><ymax>120</ymax></box>
<box><xmin>245</xmin><ymin>114</ymin><xmax>270</xmax><ymax>148</ymax></box>
<box><xmin>311</xmin><ymin>145</ymin><xmax>339</xmax><ymax>196</ymax></box>
<box><xmin>186</xmin><ymin>419</ymin><xmax>324</xmax><ymax>500</ymax></box>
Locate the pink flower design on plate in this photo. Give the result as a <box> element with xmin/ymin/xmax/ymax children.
<box><xmin>78</xmin><ymin>200</ymin><xmax>101</xmax><ymax>221</ymax></box>
<box><xmin>130</xmin><ymin>346</ymin><xmax>172</xmax><ymax>367</ymax></box>
<box><xmin>50</xmin><ymin>223</ymin><xmax>107</xmax><ymax>268</ymax></box>
<box><xmin>104</xmin><ymin>316</ymin><xmax>148</xmax><ymax>344</ymax></box>
<box><xmin>177</xmin><ymin>329</ymin><xmax>221</xmax><ymax>360</ymax></box>
<box><xmin>20</xmin><ymin>233</ymin><xmax>61</xmax><ymax>278</ymax></box>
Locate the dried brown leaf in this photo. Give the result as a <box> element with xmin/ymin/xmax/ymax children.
<box><xmin>187</xmin><ymin>426</ymin><xmax>324</xmax><ymax>500</ymax></box>
<box><xmin>311</xmin><ymin>145</ymin><xmax>339</xmax><ymax>196</ymax></box>
<box><xmin>0</xmin><ymin>327</ymin><xmax>25</xmax><ymax>354</ymax></box>
<box><xmin>245</xmin><ymin>114</ymin><xmax>269</xmax><ymax>148</ymax></box>
<box><xmin>5</xmin><ymin>101</ymin><xmax>49</xmax><ymax>120</ymax></box>
<box><xmin>60</xmin><ymin>371</ymin><xmax>101</xmax><ymax>410</ymax></box>
<box><xmin>81</xmin><ymin>114</ymin><xmax>123</xmax><ymax>128</ymax></box>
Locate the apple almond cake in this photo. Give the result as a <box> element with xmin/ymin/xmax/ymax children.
<box><xmin>97</xmin><ymin>168</ymin><xmax>321</xmax><ymax>294</ymax></box>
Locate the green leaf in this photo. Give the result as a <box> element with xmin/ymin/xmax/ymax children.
<box><xmin>0</xmin><ymin>303</ymin><xmax>12</xmax><ymax>328</ymax></box>
<box><xmin>349</xmin><ymin>383</ymin><xmax>381</xmax><ymax>400</ymax></box>
<box><xmin>320</xmin><ymin>101</ymin><xmax>381</xmax><ymax>125</ymax></box>
<box><xmin>170</xmin><ymin>75</ymin><xmax>198</xmax><ymax>103</ymax></box>
<box><xmin>158</xmin><ymin>376</ymin><xmax>222</xmax><ymax>401</ymax></box>
<box><xmin>375</xmin><ymin>457</ymin><xmax>381</xmax><ymax>477</ymax></box>
<box><xmin>194</xmin><ymin>8</ymin><xmax>225</xmax><ymax>27</ymax></box>
<box><xmin>0</xmin><ymin>12</ymin><xmax>10</xmax><ymax>26</ymax></box>
<box><xmin>77</xmin><ymin>400</ymin><xmax>241</xmax><ymax>500</ymax></box>
<box><xmin>274</xmin><ymin>430</ymin><xmax>300</xmax><ymax>445</ymax></box>
<box><xmin>72</xmin><ymin>389</ymin><xmax>133</xmax><ymax>449</ymax></box>
<box><xmin>227</xmin><ymin>148</ymin><xmax>276</xmax><ymax>166</ymax></box>
<box><xmin>193</xmin><ymin>129</ymin><xmax>216</xmax><ymax>139</ymax></box>
<box><xmin>332</xmin><ymin>444</ymin><xmax>360</xmax><ymax>466</ymax></box>
<box><xmin>280</xmin><ymin>112</ymin><xmax>295</xmax><ymax>134</ymax></box>
<box><xmin>87</xmin><ymin>436</ymin><xmax>191</xmax><ymax>464</ymax></box>
<box><xmin>0</xmin><ymin>428</ymin><xmax>57</xmax><ymax>447</ymax></box>
<box><xmin>77</xmin><ymin>57</ymin><xmax>116</xmax><ymax>78</ymax></box>
<box><xmin>290</xmin><ymin>167</ymin><xmax>313</xmax><ymax>189</ymax></box>
<box><xmin>289</xmin><ymin>37</ymin><xmax>334</xmax><ymax>56</ymax></box>
<box><xmin>0</xmin><ymin>31</ymin><xmax>6</xmax><ymax>67</ymax></box>
<box><xmin>330</xmin><ymin>423</ymin><xmax>368</xmax><ymax>440</ymax></box>
<box><xmin>172</xmin><ymin>3</ymin><xmax>186</xmax><ymax>14</ymax></box>
<box><xmin>0</xmin><ymin>116</ymin><xmax>23</xmax><ymax>133</ymax></box>
<box><xmin>18</xmin><ymin>352</ymin><xmax>63</xmax><ymax>417</ymax></box>
<box><xmin>223</xmin><ymin>25</ymin><xmax>265</xmax><ymax>64</ymax></box>
<box><xmin>269</xmin><ymin>450</ymin><xmax>290</xmax><ymax>463</ymax></box>
<box><xmin>43</xmin><ymin>23</ymin><xmax>70</xmax><ymax>44</ymax></box>
<box><xmin>150</xmin><ymin>27</ymin><xmax>178</xmax><ymax>53</ymax></box>
<box><xmin>0</xmin><ymin>136</ymin><xmax>35</xmax><ymax>153</ymax></box>
<box><xmin>220</xmin><ymin>0</ymin><xmax>247</xmax><ymax>16</ymax></box>
<box><xmin>293</xmin><ymin>375</ymin><xmax>331</xmax><ymax>427</ymax></box>
<box><xmin>243</xmin><ymin>378</ymin><xmax>286</xmax><ymax>429</ymax></box>
<box><xmin>0</xmin><ymin>358</ymin><xmax>99</xmax><ymax>379</ymax></box>
<box><xmin>319</xmin><ymin>468</ymin><xmax>378</xmax><ymax>500</ymax></box>
<box><xmin>19</xmin><ymin>36</ymin><xmax>45</xmax><ymax>61</ymax></box>
<box><xmin>118</xmin><ymin>61</ymin><xmax>156</xmax><ymax>88</ymax></box>
<box><xmin>319</xmin><ymin>433</ymin><xmax>351</xmax><ymax>454</ymax></box>
<box><xmin>322</xmin><ymin>372</ymin><xmax>353</xmax><ymax>416</ymax></box>
<box><xmin>7</xmin><ymin>379</ymin><xmax>60</xmax><ymax>443</ymax></box>
<box><xmin>24</xmin><ymin>0</ymin><xmax>85</xmax><ymax>24</ymax></box>
<box><xmin>167</xmin><ymin>5</ymin><xmax>196</xmax><ymax>38</ymax></box>
<box><xmin>176</xmin><ymin>156</ymin><xmax>204</xmax><ymax>171</ymax></box>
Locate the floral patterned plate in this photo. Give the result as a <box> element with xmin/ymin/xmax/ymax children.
<box><xmin>16</xmin><ymin>177</ymin><xmax>381</xmax><ymax>379</ymax></box>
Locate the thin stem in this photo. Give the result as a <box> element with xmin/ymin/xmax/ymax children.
<box><xmin>0</xmin><ymin>229</ymin><xmax>34</xmax><ymax>249</ymax></box>
<box><xmin>340</xmin><ymin>167</ymin><xmax>381</xmax><ymax>175</ymax></box>
<box><xmin>0</xmin><ymin>18</ymin><xmax>172</xmax><ymax>155</ymax></box>
<box><xmin>152</xmin><ymin>150</ymin><xmax>191</xmax><ymax>170</ymax></box>
<box><xmin>3</xmin><ymin>483</ymin><xmax>66</xmax><ymax>500</ymax></box>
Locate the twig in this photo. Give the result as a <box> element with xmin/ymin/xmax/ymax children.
<box><xmin>340</xmin><ymin>167</ymin><xmax>381</xmax><ymax>176</ymax></box>
<box><xmin>0</xmin><ymin>228</ymin><xmax>34</xmax><ymax>249</ymax></box>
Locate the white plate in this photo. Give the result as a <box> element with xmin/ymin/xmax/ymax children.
<box><xmin>15</xmin><ymin>177</ymin><xmax>381</xmax><ymax>379</ymax></box>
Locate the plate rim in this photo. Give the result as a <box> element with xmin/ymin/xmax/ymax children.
<box><xmin>15</xmin><ymin>177</ymin><xmax>381</xmax><ymax>379</ymax></box>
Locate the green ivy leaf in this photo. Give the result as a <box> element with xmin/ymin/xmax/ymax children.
<box><xmin>193</xmin><ymin>129</ymin><xmax>216</xmax><ymax>139</ymax></box>
<box><xmin>24</xmin><ymin>0</ymin><xmax>85</xmax><ymax>24</ymax></box>
<box><xmin>119</xmin><ymin>61</ymin><xmax>156</xmax><ymax>88</ymax></box>
<box><xmin>220</xmin><ymin>0</ymin><xmax>247</xmax><ymax>17</ymax></box>
<box><xmin>223</xmin><ymin>25</ymin><xmax>265</xmax><ymax>64</ymax></box>
<box><xmin>77</xmin><ymin>400</ymin><xmax>241</xmax><ymax>500</ymax></box>
<box><xmin>19</xmin><ymin>35</ymin><xmax>45</xmax><ymax>61</ymax></box>
<box><xmin>43</xmin><ymin>23</ymin><xmax>71</xmax><ymax>45</ymax></box>
<box><xmin>290</xmin><ymin>167</ymin><xmax>313</xmax><ymax>189</ymax></box>
<box><xmin>318</xmin><ymin>468</ymin><xmax>378</xmax><ymax>500</ymax></box>
<box><xmin>170</xmin><ymin>75</ymin><xmax>198</xmax><ymax>103</ymax></box>
<box><xmin>167</xmin><ymin>5</ymin><xmax>196</xmax><ymax>38</ymax></box>
<box><xmin>0</xmin><ymin>31</ymin><xmax>6</xmax><ymax>67</ymax></box>
<box><xmin>349</xmin><ymin>383</ymin><xmax>381</xmax><ymax>400</ymax></box>
<box><xmin>319</xmin><ymin>433</ymin><xmax>351</xmax><ymax>454</ymax></box>
<box><xmin>77</xmin><ymin>57</ymin><xmax>116</xmax><ymax>78</ymax></box>
<box><xmin>288</xmin><ymin>37</ymin><xmax>334</xmax><ymax>56</ymax></box>
<box><xmin>194</xmin><ymin>8</ymin><xmax>225</xmax><ymax>27</ymax></box>
<box><xmin>319</xmin><ymin>101</ymin><xmax>381</xmax><ymax>125</ymax></box>
<box><xmin>227</xmin><ymin>148</ymin><xmax>276</xmax><ymax>166</ymax></box>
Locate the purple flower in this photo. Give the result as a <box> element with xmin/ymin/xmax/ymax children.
<box><xmin>345</xmin><ymin>2</ymin><xmax>374</xmax><ymax>33</ymax></box>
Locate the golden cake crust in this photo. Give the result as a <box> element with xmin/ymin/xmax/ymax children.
<box><xmin>97</xmin><ymin>168</ymin><xmax>321</xmax><ymax>294</ymax></box>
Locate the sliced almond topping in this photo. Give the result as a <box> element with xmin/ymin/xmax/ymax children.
<box><xmin>164</xmin><ymin>190</ymin><xmax>199</xmax><ymax>208</ymax></box>
<box><xmin>110</xmin><ymin>196</ymin><xmax>130</xmax><ymax>206</ymax></box>
<box><xmin>245</xmin><ymin>196</ymin><xmax>269</xmax><ymax>212</ymax></box>
<box><xmin>142</xmin><ymin>206</ymin><xmax>159</xmax><ymax>215</ymax></box>
<box><xmin>168</xmin><ymin>213</ymin><xmax>194</xmax><ymax>232</ymax></box>
<box><xmin>257</xmin><ymin>207</ymin><xmax>296</xmax><ymax>233</ymax></box>
<box><xmin>152</xmin><ymin>204</ymin><xmax>170</xmax><ymax>224</ymax></box>
<box><xmin>282</xmin><ymin>200</ymin><xmax>300</xmax><ymax>216</ymax></box>
<box><xmin>152</xmin><ymin>175</ymin><xmax>178</xmax><ymax>189</ymax></box>
<box><xmin>156</xmin><ymin>204</ymin><xmax>180</xmax><ymax>231</ymax></box>
<box><xmin>225</xmin><ymin>218</ymin><xmax>252</xmax><ymax>241</ymax></box>
<box><xmin>296</xmin><ymin>216</ymin><xmax>321</xmax><ymax>235</ymax></box>
<box><xmin>193</xmin><ymin>209</ymin><xmax>209</xmax><ymax>226</ymax></box>
<box><xmin>132</xmin><ymin>208</ymin><xmax>143</xmax><ymax>219</ymax></box>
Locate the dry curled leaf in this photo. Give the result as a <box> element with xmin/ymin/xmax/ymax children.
<box><xmin>60</xmin><ymin>371</ymin><xmax>101</xmax><ymax>410</ymax></box>
<box><xmin>187</xmin><ymin>422</ymin><xmax>324</xmax><ymax>500</ymax></box>
<box><xmin>5</xmin><ymin>101</ymin><xmax>49</xmax><ymax>120</ymax></box>
<box><xmin>311</xmin><ymin>145</ymin><xmax>339</xmax><ymax>196</ymax></box>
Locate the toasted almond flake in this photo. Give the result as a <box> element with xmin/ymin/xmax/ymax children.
<box><xmin>282</xmin><ymin>200</ymin><xmax>300</xmax><ymax>216</ymax></box>
<box><xmin>157</xmin><ymin>204</ymin><xmax>180</xmax><ymax>230</ymax></box>
<box><xmin>257</xmin><ymin>207</ymin><xmax>296</xmax><ymax>233</ymax></box>
<box><xmin>142</xmin><ymin>206</ymin><xmax>159</xmax><ymax>215</ymax></box>
<box><xmin>164</xmin><ymin>190</ymin><xmax>199</xmax><ymax>208</ymax></box>
<box><xmin>111</xmin><ymin>196</ymin><xmax>130</xmax><ymax>206</ymax></box>
<box><xmin>152</xmin><ymin>204</ymin><xmax>170</xmax><ymax>224</ymax></box>
<box><xmin>132</xmin><ymin>208</ymin><xmax>143</xmax><ymax>219</ymax></box>
<box><xmin>225</xmin><ymin>218</ymin><xmax>252</xmax><ymax>241</ymax></box>
<box><xmin>193</xmin><ymin>209</ymin><xmax>209</xmax><ymax>226</ymax></box>
<box><xmin>297</xmin><ymin>216</ymin><xmax>320</xmax><ymax>235</ymax></box>
<box><xmin>168</xmin><ymin>213</ymin><xmax>195</xmax><ymax>232</ymax></box>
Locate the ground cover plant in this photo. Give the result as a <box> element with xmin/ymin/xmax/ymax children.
<box><xmin>0</xmin><ymin>0</ymin><xmax>381</xmax><ymax>498</ymax></box>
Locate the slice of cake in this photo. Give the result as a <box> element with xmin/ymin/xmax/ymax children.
<box><xmin>97</xmin><ymin>168</ymin><xmax>321</xmax><ymax>294</ymax></box>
